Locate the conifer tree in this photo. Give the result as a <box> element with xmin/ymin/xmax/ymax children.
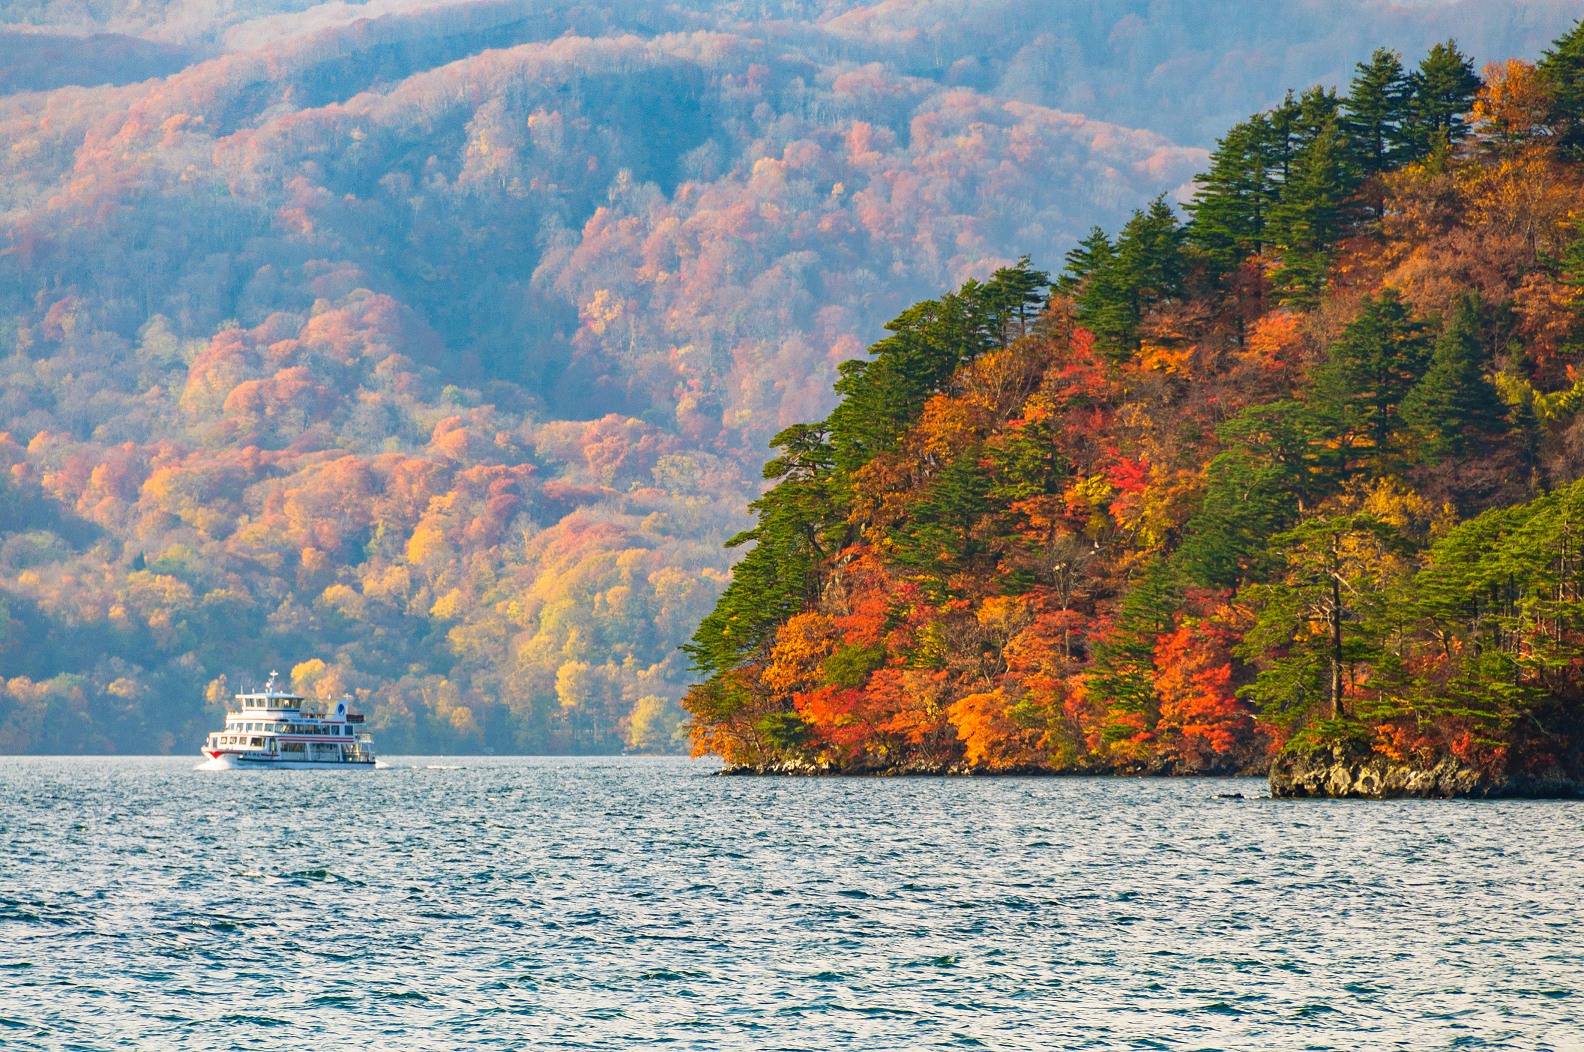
<box><xmin>1407</xmin><ymin>40</ymin><xmax>1483</xmax><ymax>152</ymax></box>
<box><xmin>687</xmin><ymin>262</ymin><xmax>1051</xmax><ymax>677</ymax></box>
<box><xmin>1239</xmin><ymin>514</ymin><xmax>1405</xmax><ymax>723</ymax></box>
<box><xmin>826</xmin><ymin>262</ymin><xmax>1050</xmax><ymax>472</ymax></box>
<box><xmin>1055</xmin><ymin>228</ymin><xmax>1114</xmax><ymax>298</ymax></box>
<box><xmin>1346</xmin><ymin>48</ymin><xmax>1415</xmax><ymax>177</ymax></box>
<box><xmin>1311</xmin><ymin>289</ymin><xmax>1431</xmax><ymax>463</ymax></box>
<box><xmin>1268</xmin><ymin>119</ymin><xmax>1354</xmax><ymax>308</ymax></box>
<box><xmin>685</xmin><ymin>423</ymin><xmax>840</xmax><ymax>678</ymax></box>
<box><xmin>983</xmin><ymin>255</ymin><xmax>1053</xmax><ymax>346</ymax></box>
<box><xmin>890</xmin><ymin>448</ymin><xmax>995</xmax><ymax>588</ymax></box>
<box><xmin>1087</xmin><ymin>558</ymin><xmax>1183</xmax><ymax>719</ymax></box>
<box><xmin>1538</xmin><ymin>19</ymin><xmax>1584</xmax><ymax>159</ymax></box>
<box><xmin>1400</xmin><ymin>297</ymin><xmax>1508</xmax><ymax>462</ymax></box>
<box><xmin>1077</xmin><ymin>196</ymin><xmax>1187</xmax><ymax>358</ymax></box>
<box><xmin>1186</xmin><ymin>115</ymin><xmax>1280</xmax><ymax>272</ymax></box>
<box><xmin>1289</xmin><ymin>85</ymin><xmax>1345</xmax><ymax>150</ymax></box>
<box><xmin>1176</xmin><ymin>400</ymin><xmax>1344</xmax><ymax>588</ymax></box>
<box><xmin>1267</xmin><ymin>90</ymin><xmax>1303</xmax><ymax>185</ymax></box>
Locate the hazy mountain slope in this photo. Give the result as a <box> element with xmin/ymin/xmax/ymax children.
<box><xmin>0</xmin><ymin>32</ymin><xmax>197</xmax><ymax>92</ymax></box>
<box><xmin>810</xmin><ymin>0</ymin><xmax>1584</xmax><ymax>144</ymax></box>
<box><xmin>0</xmin><ymin>8</ymin><xmax>1197</xmax><ymax>755</ymax></box>
<box><xmin>3</xmin><ymin>0</ymin><xmax>1578</xmax><ymax>150</ymax></box>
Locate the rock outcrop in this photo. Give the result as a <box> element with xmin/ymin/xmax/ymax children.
<box><xmin>1270</xmin><ymin>742</ymin><xmax>1584</xmax><ymax>799</ymax></box>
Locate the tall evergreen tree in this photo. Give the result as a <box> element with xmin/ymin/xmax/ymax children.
<box><xmin>1346</xmin><ymin>48</ymin><xmax>1415</xmax><ymax>177</ymax></box>
<box><xmin>1176</xmin><ymin>401</ymin><xmax>1344</xmax><ymax>588</ymax></box>
<box><xmin>1289</xmin><ymin>85</ymin><xmax>1345</xmax><ymax>151</ymax></box>
<box><xmin>1407</xmin><ymin>40</ymin><xmax>1483</xmax><ymax>152</ymax></box>
<box><xmin>826</xmin><ymin>262</ymin><xmax>1050</xmax><ymax>472</ymax></box>
<box><xmin>1087</xmin><ymin>558</ymin><xmax>1183</xmax><ymax>719</ymax></box>
<box><xmin>1118</xmin><ymin>195</ymin><xmax>1190</xmax><ymax>302</ymax></box>
<box><xmin>981</xmin><ymin>254</ymin><xmax>1051</xmax><ymax>347</ymax></box>
<box><xmin>1185</xmin><ymin>115</ymin><xmax>1280</xmax><ymax>272</ymax></box>
<box><xmin>1078</xmin><ymin>196</ymin><xmax>1187</xmax><ymax>358</ymax></box>
<box><xmin>685</xmin><ymin>422</ymin><xmax>841</xmax><ymax>679</ymax></box>
<box><xmin>1055</xmin><ymin>228</ymin><xmax>1114</xmax><ymax>298</ymax></box>
<box><xmin>889</xmin><ymin>447</ymin><xmax>996</xmax><ymax>589</ymax></box>
<box><xmin>1311</xmin><ymin>289</ymin><xmax>1432</xmax><ymax>466</ymax></box>
<box><xmin>1399</xmin><ymin>297</ymin><xmax>1508</xmax><ymax>462</ymax></box>
<box><xmin>1538</xmin><ymin>19</ymin><xmax>1584</xmax><ymax>160</ymax></box>
<box><xmin>687</xmin><ymin>261</ymin><xmax>1050</xmax><ymax>678</ymax></box>
<box><xmin>1267</xmin><ymin>90</ymin><xmax>1303</xmax><ymax>185</ymax></box>
<box><xmin>1239</xmin><ymin>515</ymin><xmax>1405</xmax><ymax>723</ymax></box>
<box><xmin>1267</xmin><ymin>119</ymin><xmax>1355</xmax><ymax>308</ymax></box>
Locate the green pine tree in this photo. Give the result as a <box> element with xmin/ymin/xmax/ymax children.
<box><xmin>1268</xmin><ymin>118</ymin><xmax>1355</xmax><ymax>308</ymax></box>
<box><xmin>1175</xmin><ymin>401</ymin><xmax>1346</xmax><ymax>588</ymax></box>
<box><xmin>1289</xmin><ymin>85</ymin><xmax>1345</xmax><ymax>150</ymax></box>
<box><xmin>1346</xmin><ymin>48</ymin><xmax>1415</xmax><ymax>177</ymax></box>
<box><xmin>1407</xmin><ymin>40</ymin><xmax>1482</xmax><ymax>154</ymax></box>
<box><xmin>1087</xmin><ymin>558</ymin><xmax>1183</xmax><ymax>727</ymax></box>
<box><xmin>889</xmin><ymin>447</ymin><xmax>995</xmax><ymax>590</ymax></box>
<box><xmin>1399</xmin><ymin>297</ymin><xmax>1508</xmax><ymax>462</ymax></box>
<box><xmin>1185</xmin><ymin>115</ymin><xmax>1281</xmax><ymax>272</ymax></box>
<box><xmin>826</xmin><ymin>260</ymin><xmax>1050</xmax><ymax>472</ymax></box>
<box><xmin>1055</xmin><ymin>227</ymin><xmax>1115</xmax><ymax>298</ymax></box>
<box><xmin>685</xmin><ymin>422</ymin><xmax>841</xmax><ymax>678</ymax></box>
<box><xmin>686</xmin><ymin>261</ymin><xmax>1051</xmax><ymax>677</ymax></box>
<box><xmin>1539</xmin><ymin>19</ymin><xmax>1584</xmax><ymax>160</ymax></box>
<box><xmin>1311</xmin><ymin>288</ymin><xmax>1432</xmax><ymax>465</ymax></box>
<box><xmin>1077</xmin><ymin>195</ymin><xmax>1187</xmax><ymax>358</ymax></box>
<box><xmin>1238</xmin><ymin>514</ymin><xmax>1406</xmax><ymax>724</ymax></box>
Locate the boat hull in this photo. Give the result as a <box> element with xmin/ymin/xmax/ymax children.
<box><xmin>198</xmin><ymin>751</ymin><xmax>375</xmax><ymax>770</ymax></box>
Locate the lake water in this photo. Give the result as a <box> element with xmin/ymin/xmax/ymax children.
<box><xmin>1</xmin><ymin>756</ymin><xmax>1580</xmax><ymax>1050</ymax></box>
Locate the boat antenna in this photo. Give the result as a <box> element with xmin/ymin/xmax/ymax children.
<box><xmin>266</xmin><ymin>670</ymin><xmax>278</xmax><ymax>693</ymax></box>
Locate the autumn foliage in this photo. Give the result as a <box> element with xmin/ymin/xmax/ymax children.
<box><xmin>684</xmin><ymin>29</ymin><xmax>1584</xmax><ymax>777</ymax></box>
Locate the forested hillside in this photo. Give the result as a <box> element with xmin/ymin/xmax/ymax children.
<box><xmin>685</xmin><ymin>26</ymin><xmax>1584</xmax><ymax>779</ymax></box>
<box><xmin>0</xmin><ymin>0</ymin><xmax>1205</xmax><ymax>754</ymax></box>
<box><xmin>0</xmin><ymin>0</ymin><xmax>1577</xmax><ymax>756</ymax></box>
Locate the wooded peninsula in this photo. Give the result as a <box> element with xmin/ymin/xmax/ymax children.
<box><xmin>684</xmin><ymin>25</ymin><xmax>1584</xmax><ymax>797</ymax></box>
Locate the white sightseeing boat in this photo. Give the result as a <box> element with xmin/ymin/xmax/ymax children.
<box><xmin>200</xmin><ymin>671</ymin><xmax>376</xmax><ymax>769</ymax></box>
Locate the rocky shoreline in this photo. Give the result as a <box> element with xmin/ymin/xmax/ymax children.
<box><xmin>1269</xmin><ymin>742</ymin><xmax>1584</xmax><ymax>800</ymax></box>
<box><xmin>717</xmin><ymin>745</ymin><xmax>1584</xmax><ymax>798</ymax></box>
<box><xmin>716</xmin><ymin>757</ymin><xmax>1267</xmax><ymax>778</ymax></box>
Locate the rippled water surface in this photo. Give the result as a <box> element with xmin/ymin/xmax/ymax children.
<box><xmin>2</xmin><ymin>757</ymin><xmax>1582</xmax><ymax>1050</ymax></box>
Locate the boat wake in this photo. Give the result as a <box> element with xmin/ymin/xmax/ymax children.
<box><xmin>195</xmin><ymin>755</ymin><xmax>237</xmax><ymax>771</ymax></box>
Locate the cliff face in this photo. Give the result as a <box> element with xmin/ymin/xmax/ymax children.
<box><xmin>1270</xmin><ymin>743</ymin><xmax>1584</xmax><ymax>800</ymax></box>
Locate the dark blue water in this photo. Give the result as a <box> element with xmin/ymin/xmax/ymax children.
<box><xmin>1</xmin><ymin>756</ymin><xmax>1580</xmax><ymax>1050</ymax></box>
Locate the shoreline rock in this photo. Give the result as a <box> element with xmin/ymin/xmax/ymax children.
<box><xmin>1269</xmin><ymin>742</ymin><xmax>1584</xmax><ymax>800</ymax></box>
